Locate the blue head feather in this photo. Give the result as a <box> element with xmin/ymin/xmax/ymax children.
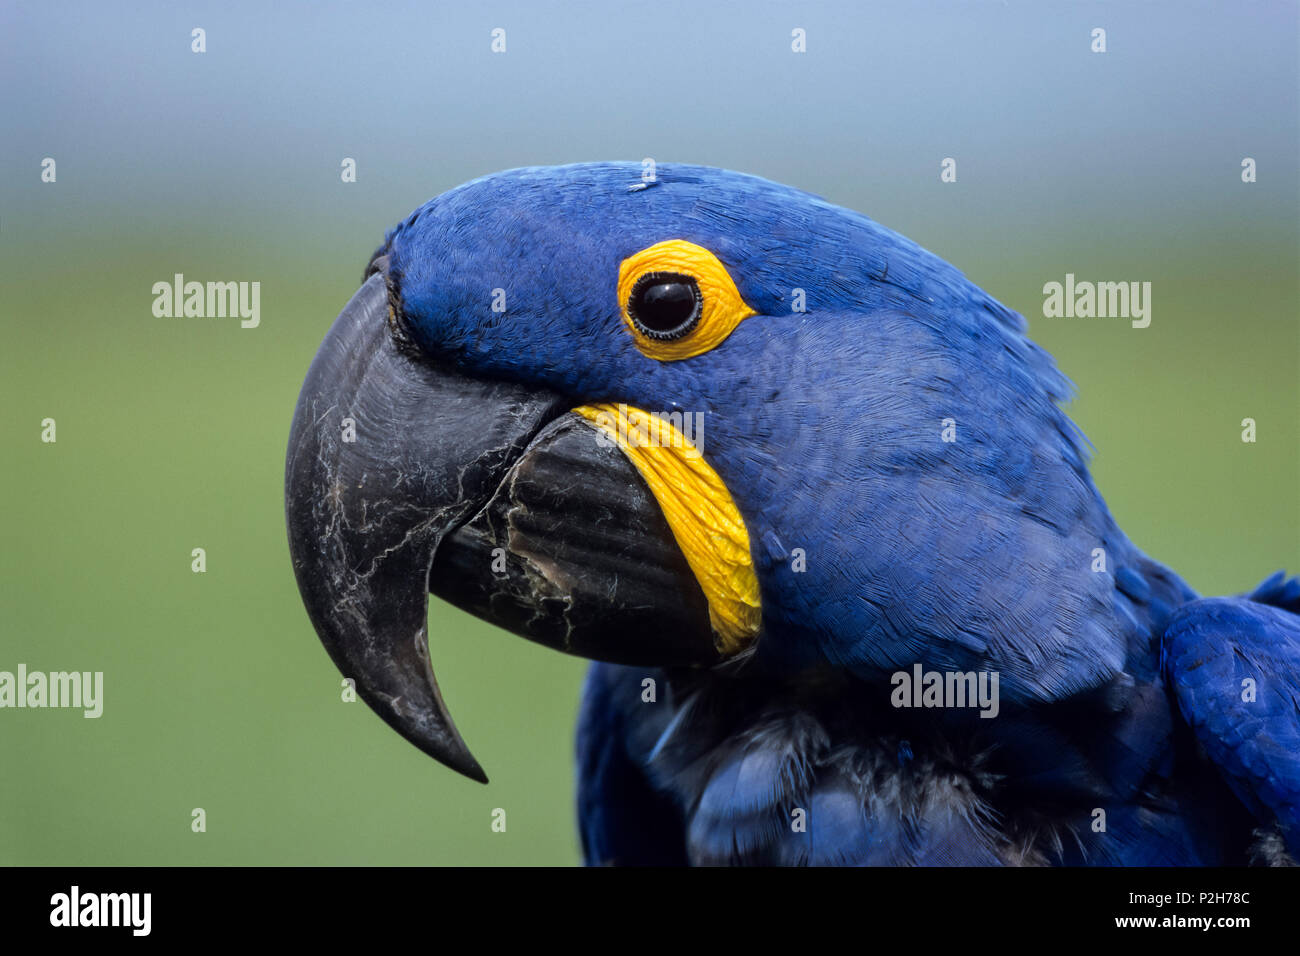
<box><xmin>386</xmin><ymin>162</ymin><xmax>1187</xmax><ymax>704</ymax></box>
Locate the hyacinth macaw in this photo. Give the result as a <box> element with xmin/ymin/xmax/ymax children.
<box><xmin>285</xmin><ymin>162</ymin><xmax>1300</xmax><ymax>866</ymax></box>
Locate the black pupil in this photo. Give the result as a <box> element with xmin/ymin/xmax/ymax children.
<box><xmin>632</xmin><ymin>274</ymin><xmax>699</xmax><ymax>338</ymax></box>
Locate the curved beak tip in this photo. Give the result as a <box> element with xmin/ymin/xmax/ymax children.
<box><xmin>453</xmin><ymin>755</ymin><xmax>490</xmax><ymax>785</ymax></box>
<box><xmin>288</xmin><ymin>266</ymin><xmax>724</xmax><ymax>782</ymax></box>
<box><xmin>286</xmin><ymin>272</ymin><xmax>562</xmax><ymax>784</ymax></box>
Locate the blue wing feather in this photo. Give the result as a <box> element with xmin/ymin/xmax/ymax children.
<box><xmin>1164</xmin><ymin>586</ymin><xmax>1300</xmax><ymax>853</ymax></box>
<box><xmin>575</xmin><ymin>664</ymin><xmax>687</xmax><ymax>865</ymax></box>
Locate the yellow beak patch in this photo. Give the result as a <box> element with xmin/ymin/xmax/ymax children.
<box><xmin>572</xmin><ymin>402</ymin><xmax>761</xmax><ymax>655</ymax></box>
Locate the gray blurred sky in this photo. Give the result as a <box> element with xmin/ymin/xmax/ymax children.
<box><xmin>3</xmin><ymin>0</ymin><xmax>1295</xmax><ymax>254</ymax></box>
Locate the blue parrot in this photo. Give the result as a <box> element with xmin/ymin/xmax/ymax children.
<box><xmin>285</xmin><ymin>162</ymin><xmax>1300</xmax><ymax>865</ymax></box>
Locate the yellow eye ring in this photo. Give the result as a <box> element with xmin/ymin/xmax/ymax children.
<box><xmin>617</xmin><ymin>240</ymin><xmax>757</xmax><ymax>360</ymax></box>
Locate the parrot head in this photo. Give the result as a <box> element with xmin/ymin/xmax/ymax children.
<box><xmin>286</xmin><ymin>162</ymin><xmax>1126</xmax><ymax>782</ymax></box>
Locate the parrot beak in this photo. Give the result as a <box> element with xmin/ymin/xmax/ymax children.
<box><xmin>285</xmin><ymin>260</ymin><xmax>719</xmax><ymax>782</ymax></box>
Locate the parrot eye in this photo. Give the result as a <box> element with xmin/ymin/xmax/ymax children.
<box><xmin>627</xmin><ymin>272</ymin><xmax>702</xmax><ymax>341</ymax></box>
<box><xmin>617</xmin><ymin>240</ymin><xmax>757</xmax><ymax>361</ymax></box>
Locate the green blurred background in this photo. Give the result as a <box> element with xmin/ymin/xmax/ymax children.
<box><xmin>2</xmin><ymin>1</ymin><xmax>1296</xmax><ymax>864</ymax></box>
